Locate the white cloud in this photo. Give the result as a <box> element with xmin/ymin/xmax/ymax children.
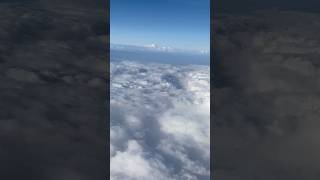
<box><xmin>110</xmin><ymin>61</ymin><xmax>210</xmax><ymax>180</ymax></box>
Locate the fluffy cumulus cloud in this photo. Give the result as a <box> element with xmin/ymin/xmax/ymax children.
<box><xmin>110</xmin><ymin>61</ymin><xmax>210</xmax><ymax>180</ymax></box>
<box><xmin>213</xmin><ymin>10</ymin><xmax>320</xmax><ymax>180</ymax></box>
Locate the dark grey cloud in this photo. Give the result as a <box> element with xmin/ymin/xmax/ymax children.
<box><xmin>0</xmin><ymin>2</ymin><xmax>108</xmax><ymax>180</ymax></box>
<box><xmin>214</xmin><ymin>0</ymin><xmax>320</xmax><ymax>14</ymax></box>
<box><xmin>38</xmin><ymin>0</ymin><xmax>107</xmax><ymax>10</ymax></box>
<box><xmin>213</xmin><ymin>10</ymin><xmax>320</xmax><ymax>179</ymax></box>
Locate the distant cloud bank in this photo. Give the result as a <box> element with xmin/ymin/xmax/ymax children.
<box><xmin>110</xmin><ymin>43</ymin><xmax>209</xmax><ymax>55</ymax></box>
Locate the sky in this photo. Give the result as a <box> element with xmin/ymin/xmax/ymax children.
<box><xmin>110</xmin><ymin>0</ymin><xmax>210</xmax><ymax>52</ymax></box>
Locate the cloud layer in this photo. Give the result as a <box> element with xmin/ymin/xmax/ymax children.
<box><xmin>110</xmin><ymin>61</ymin><xmax>210</xmax><ymax>180</ymax></box>
<box><xmin>0</xmin><ymin>3</ymin><xmax>108</xmax><ymax>179</ymax></box>
<box><xmin>213</xmin><ymin>10</ymin><xmax>320</xmax><ymax>179</ymax></box>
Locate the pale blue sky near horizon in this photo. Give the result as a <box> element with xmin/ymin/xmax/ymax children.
<box><xmin>110</xmin><ymin>0</ymin><xmax>210</xmax><ymax>52</ymax></box>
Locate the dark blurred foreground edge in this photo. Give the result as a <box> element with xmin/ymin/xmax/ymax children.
<box><xmin>0</xmin><ymin>0</ymin><xmax>109</xmax><ymax>179</ymax></box>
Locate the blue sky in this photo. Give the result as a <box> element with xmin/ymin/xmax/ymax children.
<box><xmin>110</xmin><ymin>0</ymin><xmax>210</xmax><ymax>52</ymax></box>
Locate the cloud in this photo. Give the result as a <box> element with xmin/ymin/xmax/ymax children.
<box><xmin>213</xmin><ymin>10</ymin><xmax>320</xmax><ymax>179</ymax></box>
<box><xmin>0</xmin><ymin>3</ymin><xmax>108</xmax><ymax>180</ymax></box>
<box><xmin>111</xmin><ymin>43</ymin><xmax>208</xmax><ymax>55</ymax></box>
<box><xmin>110</xmin><ymin>61</ymin><xmax>210</xmax><ymax>180</ymax></box>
